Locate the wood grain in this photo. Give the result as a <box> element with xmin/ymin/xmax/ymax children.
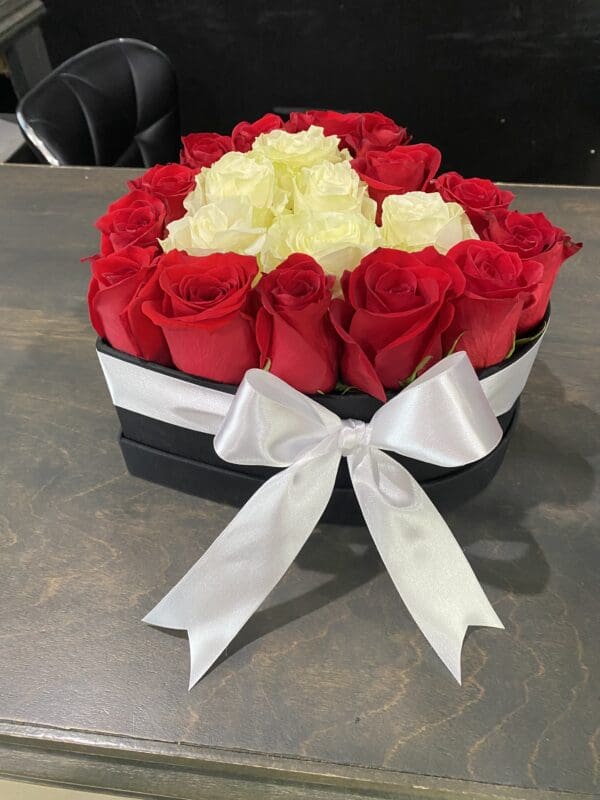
<box><xmin>0</xmin><ymin>164</ymin><xmax>598</xmax><ymax>799</ymax></box>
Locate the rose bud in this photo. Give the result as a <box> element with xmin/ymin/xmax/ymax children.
<box><xmin>432</xmin><ymin>172</ymin><xmax>514</xmax><ymax>234</ymax></box>
<box><xmin>87</xmin><ymin>245</ymin><xmax>169</xmax><ymax>363</ymax></box>
<box><xmin>179</xmin><ymin>132</ymin><xmax>232</xmax><ymax>170</ymax></box>
<box><xmin>330</xmin><ymin>247</ymin><xmax>466</xmax><ymax>400</ymax></box>
<box><xmin>95</xmin><ymin>190</ymin><xmax>166</xmax><ymax>256</ymax></box>
<box><xmin>142</xmin><ymin>251</ymin><xmax>259</xmax><ymax>383</ymax></box>
<box><xmin>482</xmin><ymin>210</ymin><xmax>581</xmax><ymax>330</ymax></box>
<box><xmin>231</xmin><ymin>113</ymin><xmax>284</xmax><ymax>152</ymax></box>
<box><xmin>255</xmin><ymin>254</ymin><xmax>339</xmax><ymax>394</ymax></box>
<box><xmin>128</xmin><ymin>163</ymin><xmax>198</xmax><ymax>223</ymax></box>
<box><xmin>444</xmin><ymin>239</ymin><xmax>543</xmax><ymax>368</ymax></box>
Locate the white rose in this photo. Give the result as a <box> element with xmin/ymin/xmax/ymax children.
<box><xmin>292</xmin><ymin>160</ymin><xmax>376</xmax><ymax>220</ymax></box>
<box><xmin>261</xmin><ymin>210</ymin><xmax>381</xmax><ymax>279</ymax></box>
<box><xmin>160</xmin><ymin>197</ymin><xmax>266</xmax><ymax>257</ymax></box>
<box><xmin>183</xmin><ymin>171</ymin><xmax>206</xmax><ymax>211</ymax></box>
<box><xmin>381</xmin><ymin>191</ymin><xmax>478</xmax><ymax>254</ymax></box>
<box><xmin>251</xmin><ymin>125</ymin><xmax>349</xmax><ymax>193</ymax></box>
<box><xmin>184</xmin><ymin>151</ymin><xmax>287</xmax><ymax>226</ymax></box>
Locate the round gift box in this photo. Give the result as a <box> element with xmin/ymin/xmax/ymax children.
<box><xmin>98</xmin><ymin>308</ymin><xmax>547</xmax><ymax>525</ymax></box>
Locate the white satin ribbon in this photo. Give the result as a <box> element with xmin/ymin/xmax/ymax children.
<box><xmin>97</xmin><ymin>334</ymin><xmax>545</xmax><ymax>689</ymax></box>
<box><xmin>142</xmin><ymin>353</ymin><xmax>507</xmax><ymax>689</ymax></box>
<box><xmin>98</xmin><ymin>333</ymin><xmax>544</xmax><ymax>426</ymax></box>
<box><xmin>479</xmin><ymin>334</ymin><xmax>544</xmax><ymax>416</ymax></box>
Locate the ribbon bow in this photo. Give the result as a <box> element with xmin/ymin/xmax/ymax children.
<box><xmin>143</xmin><ymin>352</ymin><xmax>505</xmax><ymax>689</ymax></box>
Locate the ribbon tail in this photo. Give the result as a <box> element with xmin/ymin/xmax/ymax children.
<box><xmin>143</xmin><ymin>443</ymin><xmax>341</xmax><ymax>689</ymax></box>
<box><xmin>348</xmin><ymin>448</ymin><xmax>503</xmax><ymax>683</ymax></box>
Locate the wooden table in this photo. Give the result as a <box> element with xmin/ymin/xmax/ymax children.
<box><xmin>0</xmin><ymin>165</ymin><xmax>598</xmax><ymax>800</ymax></box>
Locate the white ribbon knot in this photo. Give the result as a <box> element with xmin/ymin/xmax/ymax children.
<box><xmin>338</xmin><ymin>419</ymin><xmax>371</xmax><ymax>454</ymax></box>
<box><xmin>143</xmin><ymin>351</ymin><xmax>508</xmax><ymax>689</ymax></box>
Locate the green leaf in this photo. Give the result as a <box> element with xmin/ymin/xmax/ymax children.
<box><xmin>503</xmin><ymin>319</ymin><xmax>548</xmax><ymax>362</ymax></box>
<box><xmin>514</xmin><ymin>319</ymin><xmax>548</xmax><ymax>348</ymax></box>
<box><xmin>504</xmin><ymin>335</ymin><xmax>517</xmax><ymax>361</ymax></box>
<box><xmin>399</xmin><ymin>355</ymin><xmax>433</xmax><ymax>389</ymax></box>
<box><xmin>335</xmin><ymin>381</ymin><xmax>356</xmax><ymax>395</ymax></box>
<box><xmin>446</xmin><ymin>331</ymin><xmax>465</xmax><ymax>357</ymax></box>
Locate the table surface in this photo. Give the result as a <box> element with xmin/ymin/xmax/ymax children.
<box><xmin>0</xmin><ymin>165</ymin><xmax>598</xmax><ymax>800</ymax></box>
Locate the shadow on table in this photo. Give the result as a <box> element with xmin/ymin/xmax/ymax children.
<box><xmin>457</xmin><ymin>359</ymin><xmax>597</xmax><ymax>595</ymax></box>
<box><xmin>205</xmin><ymin>360</ymin><xmax>597</xmax><ymax>668</ymax></box>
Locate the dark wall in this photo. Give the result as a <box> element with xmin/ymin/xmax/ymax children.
<box><xmin>41</xmin><ymin>0</ymin><xmax>600</xmax><ymax>184</ymax></box>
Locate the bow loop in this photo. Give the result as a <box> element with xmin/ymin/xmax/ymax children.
<box><xmin>370</xmin><ymin>352</ymin><xmax>503</xmax><ymax>467</ymax></box>
<box><xmin>214</xmin><ymin>368</ymin><xmax>341</xmax><ymax>468</ymax></box>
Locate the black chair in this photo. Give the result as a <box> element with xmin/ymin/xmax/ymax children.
<box><xmin>16</xmin><ymin>38</ymin><xmax>180</xmax><ymax>167</ymax></box>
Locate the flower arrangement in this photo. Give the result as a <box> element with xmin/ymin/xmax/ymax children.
<box><xmin>88</xmin><ymin>110</ymin><xmax>581</xmax><ymax>401</ymax></box>
<box><xmin>90</xmin><ymin>111</ymin><xmax>584</xmax><ymax>687</ymax></box>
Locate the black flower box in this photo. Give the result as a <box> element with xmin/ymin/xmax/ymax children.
<box><xmin>97</xmin><ymin>308</ymin><xmax>547</xmax><ymax>525</ymax></box>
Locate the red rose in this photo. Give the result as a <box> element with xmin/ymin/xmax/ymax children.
<box><xmin>330</xmin><ymin>247</ymin><xmax>466</xmax><ymax>400</ymax></box>
<box><xmin>87</xmin><ymin>245</ymin><xmax>169</xmax><ymax>363</ymax></box>
<box><xmin>444</xmin><ymin>240</ymin><xmax>543</xmax><ymax>368</ymax></box>
<box><xmin>345</xmin><ymin>111</ymin><xmax>411</xmax><ymax>156</ymax></box>
<box><xmin>231</xmin><ymin>113</ymin><xmax>284</xmax><ymax>152</ymax></box>
<box><xmin>482</xmin><ymin>210</ymin><xmax>581</xmax><ymax>331</ymax></box>
<box><xmin>179</xmin><ymin>132</ymin><xmax>232</xmax><ymax>170</ymax></box>
<box><xmin>329</xmin><ymin>301</ymin><xmax>385</xmax><ymax>401</ymax></box>
<box><xmin>432</xmin><ymin>172</ymin><xmax>514</xmax><ymax>233</ymax></box>
<box><xmin>142</xmin><ymin>251</ymin><xmax>259</xmax><ymax>382</ymax></box>
<box><xmin>95</xmin><ymin>190</ymin><xmax>166</xmax><ymax>256</ymax></box>
<box><xmin>255</xmin><ymin>254</ymin><xmax>338</xmax><ymax>393</ymax></box>
<box><xmin>128</xmin><ymin>163</ymin><xmax>197</xmax><ymax>223</ymax></box>
<box><xmin>352</xmin><ymin>144</ymin><xmax>442</xmax><ymax>210</ymax></box>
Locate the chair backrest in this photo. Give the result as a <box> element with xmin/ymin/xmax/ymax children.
<box><xmin>16</xmin><ymin>38</ymin><xmax>180</xmax><ymax>167</ymax></box>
